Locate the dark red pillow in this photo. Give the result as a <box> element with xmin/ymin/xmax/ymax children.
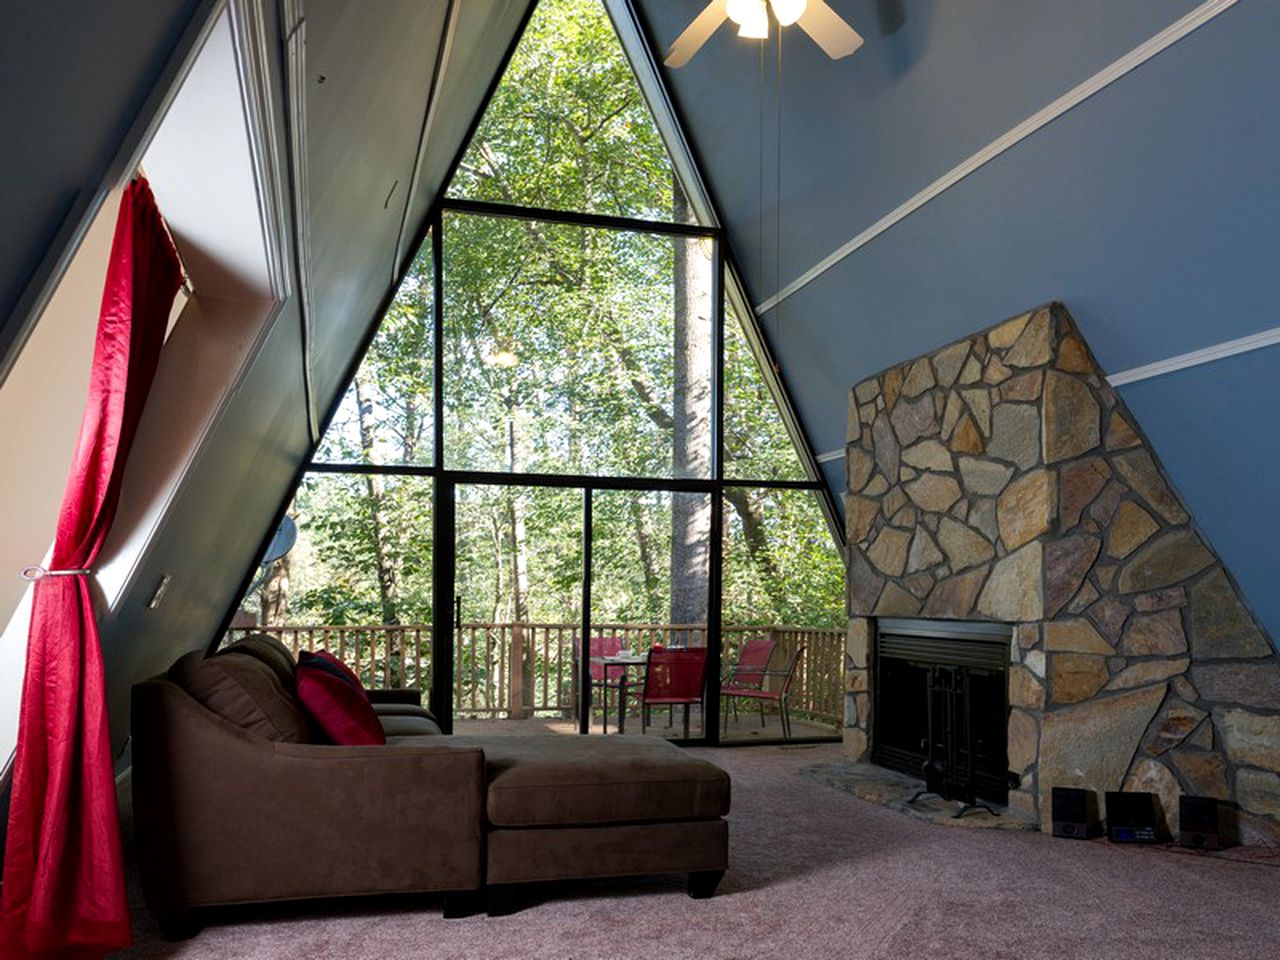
<box><xmin>296</xmin><ymin>652</ymin><xmax>384</xmax><ymax>745</ymax></box>
<box><xmin>302</xmin><ymin>649</ymin><xmax>366</xmax><ymax>695</ymax></box>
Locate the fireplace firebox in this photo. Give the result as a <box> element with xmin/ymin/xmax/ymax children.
<box><xmin>872</xmin><ymin>619</ymin><xmax>1011</xmax><ymax>806</ymax></box>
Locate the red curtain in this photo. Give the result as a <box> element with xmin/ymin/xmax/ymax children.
<box><xmin>1</xmin><ymin>178</ymin><xmax>182</xmax><ymax>957</ymax></box>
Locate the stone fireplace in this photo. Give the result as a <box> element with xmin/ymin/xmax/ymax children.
<box><xmin>843</xmin><ymin>303</ymin><xmax>1280</xmax><ymax>841</ymax></box>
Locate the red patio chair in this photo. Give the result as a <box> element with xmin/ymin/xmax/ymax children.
<box><xmin>720</xmin><ymin>637</ymin><xmax>777</xmax><ymax>734</ymax></box>
<box><xmin>722</xmin><ymin>645</ymin><xmax>806</xmax><ymax>739</ymax></box>
<box><xmin>639</xmin><ymin>647</ymin><xmax>708</xmax><ymax>739</ymax></box>
<box><xmin>577</xmin><ymin>635</ymin><xmax>628</xmax><ymax>734</ymax></box>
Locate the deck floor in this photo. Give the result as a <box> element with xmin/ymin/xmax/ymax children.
<box><xmin>453</xmin><ymin>709</ymin><xmax>838</xmax><ymax>741</ymax></box>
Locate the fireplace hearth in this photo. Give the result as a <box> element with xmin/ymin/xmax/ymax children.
<box><xmin>873</xmin><ymin>619</ymin><xmax>1010</xmax><ymax>806</ymax></box>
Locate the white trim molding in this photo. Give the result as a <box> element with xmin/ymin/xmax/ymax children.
<box><xmin>1107</xmin><ymin>325</ymin><xmax>1280</xmax><ymax>387</ymax></box>
<box><xmin>755</xmin><ymin>0</ymin><xmax>1238</xmax><ymax>316</ymax></box>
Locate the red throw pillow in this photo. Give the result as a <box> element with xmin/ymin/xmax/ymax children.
<box><xmin>303</xmin><ymin>649</ymin><xmax>367</xmax><ymax>696</ymax></box>
<box><xmin>296</xmin><ymin>653</ymin><xmax>385</xmax><ymax>746</ymax></box>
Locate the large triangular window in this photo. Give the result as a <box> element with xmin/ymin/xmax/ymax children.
<box><xmin>237</xmin><ymin>0</ymin><xmax>845</xmax><ymax>741</ymax></box>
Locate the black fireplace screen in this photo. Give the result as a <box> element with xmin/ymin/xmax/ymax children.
<box><xmin>872</xmin><ymin>620</ymin><xmax>1010</xmax><ymax>805</ymax></box>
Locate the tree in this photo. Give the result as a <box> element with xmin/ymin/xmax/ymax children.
<box><xmin>670</xmin><ymin>183</ymin><xmax>712</xmax><ymax>625</ymax></box>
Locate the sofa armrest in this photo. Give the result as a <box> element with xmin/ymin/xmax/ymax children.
<box><xmin>132</xmin><ymin>679</ymin><xmax>484</xmax><ymax>916</ymax></box>
<box><xmin>367</xmin><ymin>687</ymin><xmax>423</xmax><ymax>707</ymax></box>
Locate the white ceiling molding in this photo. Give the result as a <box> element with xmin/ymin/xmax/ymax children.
<box><xmin>1107</xmin><ymin>324</ymin><xmax>1280</xmax><ymax>387</ymax></box>
<box><xmin>755</xmin><ymin>0</ymin><xmax>1239</xmax><ymax>316</ymax></box>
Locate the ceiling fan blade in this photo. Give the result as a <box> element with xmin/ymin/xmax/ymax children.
<box><xmin>796</xmin><ymin>0</ymin><xmax>865</xmax><ymax>58</ymax></box>
<box><xmin>664</xmin><ymin>0</ymin><xmax>730</xmax><ymax>68</ymax></box>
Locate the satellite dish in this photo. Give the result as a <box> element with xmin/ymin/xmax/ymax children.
<box><xmin>261</xmin><ymin>516</ymin><xmax>297</xmax><ymax>566</ymax></box>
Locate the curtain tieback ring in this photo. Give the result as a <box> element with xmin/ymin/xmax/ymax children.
<box><xmin>20</xmin><ymin>565</ymin><xmax>92</xmax><ymax>582</ymax></box>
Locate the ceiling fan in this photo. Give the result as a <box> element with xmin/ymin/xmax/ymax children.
<box><xmin>665</xmin><ymin>0</ymin><xmax>864</xmax><ymax>68</ymax></box>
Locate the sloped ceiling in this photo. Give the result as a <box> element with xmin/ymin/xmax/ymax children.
<box><xmin>633</xmin><ymin>0</ymin><xmax>1280</xmax><ymax>638</ymax></box>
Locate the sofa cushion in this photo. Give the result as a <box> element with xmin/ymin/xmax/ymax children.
<box><xmin>368</xmin><ymin>687</ymin><xmax>426</xmax><ymax>707</ymax></box>
<box><xmin>379</xmin><ymin>714</ymin><xmax>443</xmax><ymax>737</ymax></box>
<box><xmin>447</xmin><ymin>735</ymin><xmax>730</xmax><ymax>828</ymax></box>
<box><xmin>372</xmin><ymin>702</ymin><xmax>437</xmax><ymax>721</ymax></box>
<box><xmin>169</xmin><ymin>650</ymin><xmax>308</xmax><ymax>742</ymax></box>
<box><xmin>218</xmin><ymin>634</ymin><xmax>297</xmax><ymax>692</ymax></box>
<box><xmin>296</xmin><ymin>657</ymin><xmax>385</xmax><ymax>746</ymax></box>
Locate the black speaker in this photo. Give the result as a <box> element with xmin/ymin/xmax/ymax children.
<box><xmin>1051</xmin><ymin>786</ymin><xmax>1101</xmax><ymax>839</ymax></box>
<box><xmin>1105</xmin><ymin>791</ymin><xmax>1161</xmax><ymax>843</ymax></box>
<box><xmin>1179</xmin><ymin>795</ymin><xmax>1223</xmax><ymax>850</ymax></box>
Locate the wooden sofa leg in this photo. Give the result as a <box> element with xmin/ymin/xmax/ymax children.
<box><xmin>688</xmin><ymin>870</ymin><xmax>725</xmax><ymax>900</ymax></box>
<box><xmin>487</xmin><ymin>883</ymin><xmax>523</xmax><ymax>917</ymax></box>
<box><xmin>443</xmin><ymin>891</ymin><xmax>484</xmax><ymax>919</ymax></box>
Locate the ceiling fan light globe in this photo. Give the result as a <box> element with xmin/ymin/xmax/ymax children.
<box><xmin>769</xmin><ymin>0</ymin><xmax>807</xmax><ymax>26</ymax></box>
<box><xmin>737</xmin><ymin>0</ymin><xmax>769</xmax><ymax>38</ymax></box>
<box><xmin>726</xmin><ymin>0</ymin><xmax>756</xmax><ymax>25</ymax></box>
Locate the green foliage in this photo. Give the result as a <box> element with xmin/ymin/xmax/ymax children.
<box><xmin>724</xmin><ymin>300</ymin><xmax>807</xmax><ymax>482</ymax></box>
<box><xmin>722</xmin><ymin>488</ymin><xmax>845</xmax><ymax>627</ymax></box>
<box><xmin>316</xmin><ymin>266</ymin><xmax>434</xmax><ymax>465</ymax></box>
<box><xmin>288</xmin><ymin>474</ymin><xmax>434</xmax><ymax>625</ymax></box>
<box><xmin>258</xmin><ymin>0</ymin><xmax>843</xmax><ymax>634</ymax></box>
<box><xmin>448</xmin><ymin>0</ymin><xmax>683</xmax><ymax>221</ymax></box>
<box><xmin>441</xmin><ymin>212</ymin><xmax>704</xmax><ymax>479</ymax></box>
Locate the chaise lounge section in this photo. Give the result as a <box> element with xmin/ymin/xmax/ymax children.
<box><xmin>131</xmin><ymin>635</ymin><xmax>730</xmax><ymax>935</ymax></box>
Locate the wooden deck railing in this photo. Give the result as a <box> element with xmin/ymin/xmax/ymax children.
<box><xmin>224</xmin><ymin>622</ymin><xmax>844</xmax><ymax>728</ymax></box>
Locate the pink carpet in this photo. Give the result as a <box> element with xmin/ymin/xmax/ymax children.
<box><xmin>114</xmin><ymin>743</ymin><xmax>1280</xmax><ymax>959</ymax></box>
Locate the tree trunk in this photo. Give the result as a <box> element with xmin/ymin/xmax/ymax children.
<box><xmin>724</xmin><ymin>487</ymin><xmax>787</xmax><ymax>612</ymax></box>
<box><xmin>401</xmin><ymin>394</ymin><xmax>419</xmax><ymax>463</ymax></box>
<box><xmin>355</xmin><ymin>373</ymin><xmax>400</xmax><ymax>624</ymax></box>
<box><xmin>489</xmin><ymin>512</ymin><xmax>504</xmax><ymax>625</ymax></box>
<box><xmin>503</xmin><ymin>398</ymin><xmax>534</xmax><ymax>716</ymax></box>
<box><xmin>670</xmin><ymin>179</ymin><xmax>712</xmax><ymax>625</ymax></box>
<box><xmin>630</xmin><ymin>496</ymin><xmax>661</xmax><ymax>619</ymax></box>
<box><xmin>258</xmin><ymin>551</ymin><xmax>291</xmax><ymax>626</ymax></box>
<box><xmin>504</xmin><ymin>401</ymin><xmax>531</xmax><ymax>624</ymax></box>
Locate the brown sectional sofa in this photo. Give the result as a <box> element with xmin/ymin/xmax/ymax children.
<box><xmin>131</xmin><ymin>635</ymin><xmax>730</xmax><ymax>936</ymax></box>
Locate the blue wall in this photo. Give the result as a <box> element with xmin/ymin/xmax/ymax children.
<box><xmin>640</xmin><ymin>0</ymin><xmax>1280</xmax><ymax>638</ymax></box>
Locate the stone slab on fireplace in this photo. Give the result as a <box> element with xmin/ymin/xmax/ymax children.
<box><xmin>842</xmin><ymin>303</ymin><xmax>1280</xmax><ymax>842</ymax></box>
